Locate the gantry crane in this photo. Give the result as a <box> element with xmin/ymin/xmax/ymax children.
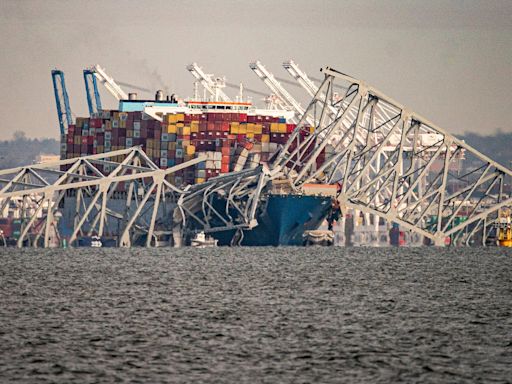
<box><xmin>51</xmin><ymin>69</ymin><xmax>73</xmax><ymax>135</ymax></box>
<box><xmin>249</xmin><ymin>60</ymin><xmax>314</xmax><ymax>125</ymax></box>
<box><xmin>186</xmin><ymin>63</ymin><xmax>231</xmax><ymax>102</ymax></box>
<box><xmin>87</xmin><ymin>64</ymin><xmax>128</xmax><ymax>101</ymax></box>
<box><xmin>83</xmin><ymin>68</ymin><xmax>102</xmax><ymax>115</ymax></box>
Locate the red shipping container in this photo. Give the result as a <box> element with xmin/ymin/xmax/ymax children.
<box><xmin>221</xmin><ymin>122</ymin><xmax>229</xmax><ymax>132</ymax></box>
<box><xmin>221</xmin><ymin>164</ymin><xmax>229</xmax><ymax>173</ymax></box>
<box><xmin>90</xmin><ymin>118</ymin><xmax>102</xmax><ymax>128</ymax></box>
<box><xmin>221</xmin><ymin>155</ymin><xmax>230</xmax><ymax>164</ymax></box>
<box><xmin>239</xmin><ymin>113</ymin><xmax>248</xmax><ymax>122</ymax></box>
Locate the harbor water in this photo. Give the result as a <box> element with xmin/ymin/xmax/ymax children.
<box><xmin>0</xmin><ymin>247</ymin><xmax>511</xmax><ymax>383</ymax></box>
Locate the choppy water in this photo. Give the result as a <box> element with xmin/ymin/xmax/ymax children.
<box><xmin>0</xmin><ymin>247</ymin><xmax>511</xmax><ymax>383</ymax></box>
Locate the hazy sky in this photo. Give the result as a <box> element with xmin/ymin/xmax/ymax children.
<box><xmin>0</xmin><ymin>0</ymin><xmax>510</xmax><ymax>139</ymax></box>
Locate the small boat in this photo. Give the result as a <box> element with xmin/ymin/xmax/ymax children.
<box><xmin>303</xmin><ymin>230</ymin><xmax>334</xmax><ymax>246</ymax></box>
<box><xmin>191</xmin><ymin>232</ymin><xmax>218</xmax><ymax>248</ymax></box>
<box><xmin>90</xmin><ymin>236</ymin><xmax>102</xmax><ymax>247</ymax></box>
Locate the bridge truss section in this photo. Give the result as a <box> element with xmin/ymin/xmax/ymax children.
<box><xmin>0</xmin><ymin>147</ymin><xmax>204</xmax><ymax>248</ymax></box>
<box><xmin>274</xmin><ymin>66</ymin><xmax>512</xmax><ymax>246</ymax></box>
<box><xmin>0</xmin><ymin>147</ymin><xmax>276</xmax><ymax>248</ymax></box>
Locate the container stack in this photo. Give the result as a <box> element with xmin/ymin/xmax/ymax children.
<box><xmin>62</xmin><ymin>110</ymin><xmax>320</xmax><ymax>187</ymax></box>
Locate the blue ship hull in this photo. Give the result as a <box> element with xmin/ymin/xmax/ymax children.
<box><xmin>213</xmin><ymin>194</ymin><xmax>332</xmax><ymax>246</ymax></box>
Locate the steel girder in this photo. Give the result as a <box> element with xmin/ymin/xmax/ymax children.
<box><xmin>0</xmin><ymin>147</ymin><xmax>205</xmax><ymax>248</ymax></box>
<box><xmin>273</xmin><ymin>66</ymin><xmax>512</xmax><ymax>246</ymax></box>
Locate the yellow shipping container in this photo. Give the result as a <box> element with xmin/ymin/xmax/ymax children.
<box><xmin>176</xmin><ymin>123</ymin><xmax>184</xmax><ymax>128</ymax></box>
<box><xmin>191</xmin><ymin>124</ymin><xmax>199</xmax><ymax>133</ymax></box>
<box><xmin>270</xmin><ymin>123</ymin><xmax>279</xmax><ymax>132</ymax></box>
<box><xmin>310</xmin><ymin>126</ymin><xmax>315</xmax><ymax>134</ymax></box>
<box><xmin>239</xmin><ymin>124</ymin><xmax>247</xmax><ymax>134</ymax></box>
<box><xmin>195</xmin><ymin>177</ymin><xmax>205</xmax><ymax>184</ymax></box>
<box><xmin>167</xmin><ymin>124</ymin><xmax>177</xmax><ymax>134</ymax></box>
<box><xmin>254</xmin><ymin>124</ymin><xmax>263</xmax><ymax>134</ymax></box>
<box><xmin>176</xmin><ymin>113</ymin><xmax>185</xmax><ymax>122</ymax></box>
<box><xmin>165</xmin><ymin>114</ymin><xmax>177</xmax><ymax>124</ymax></box>
<box><xmin>261</xmin><ymin>134</ymin><xmax>270</xmax><ymax>143</ymax></box>
<box><xmin>113</xmin><ymin>112</ymin><xmax>120</xmax><ymax>120</ymax></box>
<box><xmin>231</xmin><ymin>125</ymin><xmax>239</xmax><ymax>134</ymax></box>
<box><xmin>246</xmin><ymin>124</ymin><xmax>254</xmax><ymax>134</ymax></box>
<box><xmin>230</xmin><ymin>121</ymin><xmax>239</xmax><ymax>128</ymax></box>
<box><xmin>246</xmin><ymin>133</ymin><xmax>254</xmax><ymax>139</ymax></box>
<box><xmin>278</xmin><ymin>123</ymin><xmax>287</xmax><ymax>133</ymax></box>
<box><xmin>183</xmin><ymin>126</ymin><xmax>191</xmax><ymax>136</ymax></box>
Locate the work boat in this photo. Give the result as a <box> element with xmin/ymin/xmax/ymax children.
<box><xmin>191</xmin><ymin>232</ymin><xmax>218</xmax><ymax>248</ymax></box>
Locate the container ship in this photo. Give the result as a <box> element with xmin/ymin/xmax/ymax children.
<box><xmin>59</xmin><ymin>91</ymin><xmax>334</xmax><ymax>246</ymax></box>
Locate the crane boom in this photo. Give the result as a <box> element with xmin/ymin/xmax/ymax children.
<box><xmin>51</xmin><ymin>70</ymin><xmax>73</xmax><ymax>135</ymax></box>
<box><xmin>186</xmin><ymin>63</ymin><xmax>231</xmax><ymax>102</ymax></box>
<box><xmin>249</xmin><ymin>60</ymin><xmax>313</xmax><ymax>125</ymax></box>
<box><xmin>83</xmin><ymin>69</ymin><xmax>102</xmax><ymax>115</ymax></box>
<box><xmin>282</xmin><ymin>60</ymin><xmax>318</xmax><ymax>98</ymax></box>
<box><xmin>90</xmin><ymin>64</ymin><xmax>128</xmax><ymax>101</ymax></box>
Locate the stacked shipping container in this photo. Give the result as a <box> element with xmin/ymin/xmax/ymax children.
<box><xmin>62</xmin><ymin>110</ymin><xmax>322</xmax><ymax>187</ymax></box>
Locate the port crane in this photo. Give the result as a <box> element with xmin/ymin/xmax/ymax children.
<box><xmin>87</xmin><ymin>64</ymin><xmax>129</xmax><ymax>101</ymax></box>
<box><xmin>83</xmin><ymin>69</ymin><xmax>103</xmax><ymax>115</ymax></box>
<box><xmin>186</xmin><ymin>63</ymin><xmax>232</xmax><ymax>102</ymax></box>
<box><xmin>249</xmin><ymin>61</ymin><xmax>315</xmax><ymax>125</ymax></box>
<box><xmin>51</xmin><ymin>70</ymin><xmax>73</xmax><ymax>135</ymax></box>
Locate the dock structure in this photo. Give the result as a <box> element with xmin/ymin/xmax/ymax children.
<box><xmin>1</xmin><ymin>64</ymin><xmax>511</xmax><ymax>247</ymax></box>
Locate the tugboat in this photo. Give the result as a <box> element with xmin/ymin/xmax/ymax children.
<box><xmin>191</xmin><ymin>232</ymin><xmax>218</xmax><ymax>248</ymax></box>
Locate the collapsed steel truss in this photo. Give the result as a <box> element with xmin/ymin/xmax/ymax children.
<box><xmin>274</xmin><ymin>67</ymin><xmax>512</xmax><ymax>245</ymax></box>
<box><xmin>0</xmin><ymin>147</ymin><xmax>273</xmax><ymax>248</ymax></box>
<box><xmin>1</xmin><ymin>66</ymin><xmax>510</xmax><ymax>247</ymax></box>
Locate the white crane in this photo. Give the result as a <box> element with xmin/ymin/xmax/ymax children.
<box><xmin>89</xmin><ymin>64</ymin><xmax>129</xmax><ymax>101</ymax></box>
<box><xmin>282</xmin><ymin>60</ymin><xmax>319</xmax><ymax>99</ymax></box>
<box><xmin>186</xmin><ymin>63</ymin><xmax>231</xmax><ymax>102</ymax></box>
<box><xmin>249</xmin><ymin>61</ymin><xmax>314</xmax><ymax>125</ymax></box>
